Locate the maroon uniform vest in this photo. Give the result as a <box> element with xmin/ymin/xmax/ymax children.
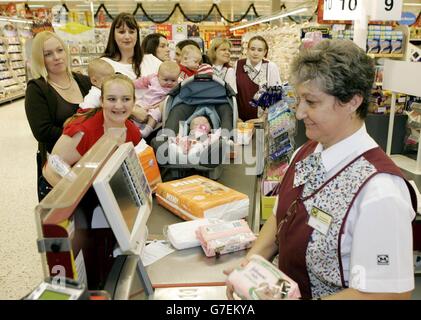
<box><xmin>276</xmin><ymin>140</ymin><xmax>417</xmax><ymax>299</ymax></box>
<box><xmin>235</xmin><ymin>59</ymin><xmax>267</xmax><ymax>121</ymax></box>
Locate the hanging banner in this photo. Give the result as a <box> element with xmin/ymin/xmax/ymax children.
<box><xmin>96</xmin><ymin>8</ymin><xmax>108</xmax><ymax>27</ymax></box>
<box><xmin>172</xmin><ymin>24</ymin><xmax>188</xmax><ymax>41</ymax></box>
<box><xmin>156</xmin><ymin>24</ymin><xmax>173</xmax><ymax>40</ymax></box>
<box><xmin>51</xmin><ymin>4</ymin><xmax>68</xmax><ymax>25</ymax></box>
<box><xmin>187</xmin><ymin>24</ymin><xmax>200</xmax><ymax>37</ymax></box>
<box><xmin>55</xmin><ymin>22</ymin><xmax>94</xmax><ymax>42</ymax></box>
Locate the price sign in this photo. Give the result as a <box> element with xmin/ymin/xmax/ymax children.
<box><xmin>368</xmin><ymin>0</ymin><xmax>403</xmax><ymax>21</ymax></box>
<box><xmin>323</xmin><ymin>0</ymin><xmax>403</xmax><ymax>21</ymax></box>
<box><xmin>323</xmin><ymin>0</ymin><xmax>363</xmax><ymax>21</ymax></box>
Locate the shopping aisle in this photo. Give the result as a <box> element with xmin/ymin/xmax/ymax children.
<box><xmin>0</xmin><ymin>99</ymin><xmax>43</xmax><ymax>299</ymax></box>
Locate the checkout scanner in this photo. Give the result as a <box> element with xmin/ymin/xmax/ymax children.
<box><xmin>32</xmin><ymin>123</ymin><xmax>264</xmax><ymax>300</ymax></box>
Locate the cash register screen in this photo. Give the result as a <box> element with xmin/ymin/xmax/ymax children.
<box><xmin>38</xmin><ymin>290</ymin><xmax>70</xmax><ymax>300</ymax></box>
<box><xmin>108</xmin><ymin>166</ymin><xmax>140</xmax><ymax>233</ymax></box>
<box><xmin>93</xmin><ymin>142</ymin><xmax>151</xmax><ymax>255</ymax></box>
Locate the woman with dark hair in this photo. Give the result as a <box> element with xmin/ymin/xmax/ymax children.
<box><xmin>101</xmin><ymin>13</ymin><xmax>148</xmax><ymax>124</ymax></box>
<box><xmin>140</xmin><ymin>33</ymin><xmax>170</xmax><ymax>76</ymax></box>
<box><xmin>235</xmin><ymin>35</ymin><xmax>281</xmax><ymax>121</ymax></box>
<box><xmin>101</xmin><ymin>13</ymin><xmax>142</xmax><ymax>80</ymax></box>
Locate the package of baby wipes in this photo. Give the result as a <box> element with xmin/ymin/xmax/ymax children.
<box><xmin>196</xmin><ymin>219</ymin><xmax>256</xmax><ymax>257</ymax></box>
<box><xmin>227</xmin><ymin>255</ymin><xmax>301</xmax><ymax>300</ymax></box>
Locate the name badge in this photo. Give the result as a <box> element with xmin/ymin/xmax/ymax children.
<box><xmin>307</xmin><ymin>206</ymin><xmax>332</xmax><ymax>236</ymax></box>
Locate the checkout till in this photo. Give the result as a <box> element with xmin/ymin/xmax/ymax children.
<box><xmin>28</xmin><ymin>125</ymin><xmax>298</xmax><ymax>300</ymax></box>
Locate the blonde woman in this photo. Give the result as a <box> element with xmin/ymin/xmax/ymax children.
<box><xmin>207</xmin><ymin>38</ymin><xmax>237</xmax><ymax>93</ymax></box>
<box><xmin>25</xmin><ymin>31</ymin><xmax>91</xmax><ymax>201</ymax></box>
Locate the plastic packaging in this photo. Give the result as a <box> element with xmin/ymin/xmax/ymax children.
<box><xmin>228</xmin><ymin>254</ymin><xmax>301</xmax><ymax>300</ymax></box>
<box><xmin>196</xmin><ymin>219</ymin><xmax>256</xmax><ymax>257</ymax></box>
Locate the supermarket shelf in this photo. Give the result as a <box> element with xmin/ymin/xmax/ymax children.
<box><xmin>0</xmin><ymin>92</ymin><xmax>25</xmax><ymax>105</ymax></box>
<box><xmin>368</xmin><ymin>53</ymin><xmax>404</xmax><ymax>58</ymax></box>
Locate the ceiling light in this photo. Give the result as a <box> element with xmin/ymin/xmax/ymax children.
<box><xmin>403</xmin><ymin>3</ymin><xmax>421</xmax><ymax>6</ymax></box>
<box><xmin>229</xmin><ymin>7</ymin><xmax>308</xmax><ymax>31</ymax></box>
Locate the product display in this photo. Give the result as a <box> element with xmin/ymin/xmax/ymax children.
<box><xmin>196</xmin><ymin>219</ymin><xmax>256</xmax><ymax>257</ymax></box>
<box><xmin>261</xmin><ymin>85</ymin><xmax>296</xmax><ymax>221</ymax></box>
<box><xmin>0</xmin><ymin>29</ymin><xmax>26</xmax><ymax>104</ymax></box>
<box><xmin>67</xmin><ymin>29</ymin><xmax>108</xmax><ymax>75</ymax></box>
<box><xmin>235</xmin><ymin>122</ymin><xmax>254</xmax><ymax>145</ymax></box>
<box><xmin>156</xmin><ymin>175</ymin><xmax>249</xmax><ymax>221</ymax></box>
<box><xmin>228</xmin><ymin>255</ymin><xmax>301</xmax><ymax>300</ymax></box>
<box><xmin>241</xmin><ymin>24</ymin><xmax>302</xmax><ymax>81</ymax></box>
<box><xmin>229</xmin><ymin>35</ymin><xmax>242</xmax><ymax>63</ymax></box>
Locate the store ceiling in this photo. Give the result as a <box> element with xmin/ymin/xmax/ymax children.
<box><xmin>19</xmin><ymin>0</ymin><xmax>316</xmax><ymax>17</ymax></box>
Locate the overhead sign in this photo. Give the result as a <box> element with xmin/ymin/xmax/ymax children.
<box><xmin>323</xmin><ymin>0</ymin><xmax>363</xmax><ymax>21</ymax></box>
<box><xmin>368</xmin><ymin>0</ymin><xmax>403</xmax><ymax>21</ymax></box>
<box><xmin>323</xmin><ymin>0</ymin><xmax>403</xmax><ymax>21</ymax></box>
<box><xmin>399</xmin><ymin>11</ymin><xmax>417</xmax><ymax>25</ymax></box>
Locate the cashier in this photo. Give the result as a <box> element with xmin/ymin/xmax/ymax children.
<box><xmin>226</xmin><ymin>39</ymin><xmax>417</xmax><ymax>300</ymax></box>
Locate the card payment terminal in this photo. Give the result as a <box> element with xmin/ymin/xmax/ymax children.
<box><xmin>24</xmin><ymin>277</ymin><xmax>89</xmax><ymax>300</ymax></box>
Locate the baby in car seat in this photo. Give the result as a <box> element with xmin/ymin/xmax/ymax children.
<box><xmin>174</xmin><ymin>115</ymin><xmax>220</xmax><ymax>154</ymax></box>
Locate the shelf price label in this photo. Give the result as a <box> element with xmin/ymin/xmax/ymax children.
<box><xmin>368</xmin><ymin>0</ymin><xmax>403</xmax><ymax>21</ymax></box>
<box><xmin>323</xmin><ymin>0</ymin><xmax>363</xmax><ymax>21</ymax></box>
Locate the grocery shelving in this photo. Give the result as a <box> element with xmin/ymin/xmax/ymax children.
<box><xmin>0</xmin><ymin>34</ymin><xmax>26</xmax><ymax>105</ymax></box>
<box><xmin>229</xmin><ymin>37</ymin><xmax>243</xmax><ymax>64</ymax></box>
<box><xmin>368</xmin><ymin>53</ymin><xmax>405</xmax><ymax>59</ymax></box>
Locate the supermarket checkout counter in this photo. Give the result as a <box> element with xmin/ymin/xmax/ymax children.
<box><xmin>108</xmin><ymin>124</ymin><xmax>265</xmax><ymax>300</ymax></box>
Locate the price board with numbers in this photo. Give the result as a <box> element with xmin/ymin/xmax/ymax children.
<box><xmin>369</xmin><ymin>0</ymin><xmax>403</xmax><ymax>21</ymax></box>
<box><xmin>323</xmin><ymin>0</ymin><xmax>363</xmax><ymax>21</ymax></box>
<box><xmin>319</xmin><ymin>0</ymin><xmax>404</xmax><ymax>23</ymax></box>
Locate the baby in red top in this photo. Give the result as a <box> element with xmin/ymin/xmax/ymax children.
<box><xmin>178</xmin><ymin>45</ymin><xmax>213</xmax><ymax>82</ymax></box>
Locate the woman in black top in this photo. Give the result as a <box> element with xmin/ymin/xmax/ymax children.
<box><xmin>25</xmin><ymin>31</ymin><xmax>91</xmax><ymax>201</ymax></box>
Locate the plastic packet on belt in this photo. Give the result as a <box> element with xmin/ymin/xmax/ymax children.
<box><xmin>227</xmin><ymin>255</ymin><xmax>301</xmax><ymax>300</ymax></box>
<box><xmin>166</xmin><ymin>218</ymin><xmax>221</xmax><ymax>250</ymax></box>
<box><xmin>195</xmin><ymin>219</ymin><xmax>256</xmax><ymax>257</ymax></box>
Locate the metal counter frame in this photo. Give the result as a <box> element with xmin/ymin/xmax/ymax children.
<box><xmin>111</xmin><ymin>125</ymin><xmax>265</xmax><ymax>300</ymax></box>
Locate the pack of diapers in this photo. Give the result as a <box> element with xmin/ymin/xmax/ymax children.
<box><xmin>167</xmin><ymin>218</ymin><xmax>216</xmax><ymax>250</ymax></box>
<box><xmin>228</xmin><ymin>255</ymin><xmax>301</xmax><ymax>300</ymax></box>
<box><xmin>195</xmin><ymin>219</ymin><xmax>256</xmax><ymax>257</ymax></box>
<box><xmin>156</xmin><ymin>175</ymin><xmax>249</xmax><ymax>221</ymax></box>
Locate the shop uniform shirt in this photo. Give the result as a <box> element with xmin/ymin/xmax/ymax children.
<box><xmin>273</xmin><ymin>125</ymin><xmax>415</xmax><ymax>293</ymax></box>
<box><xmin>234</xmin><ymin>58</ymin><xmax>281</xmax><ymax>87</ymax></box>
<box><xmin>63</xmin><ymin>111</ymin><xmax>141</xmax><ymax>156</ymax></box>
<box><xmin>213</xmin><ymin>64</ymin><xmax>237</xmax><ymax>94</ymax></box>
